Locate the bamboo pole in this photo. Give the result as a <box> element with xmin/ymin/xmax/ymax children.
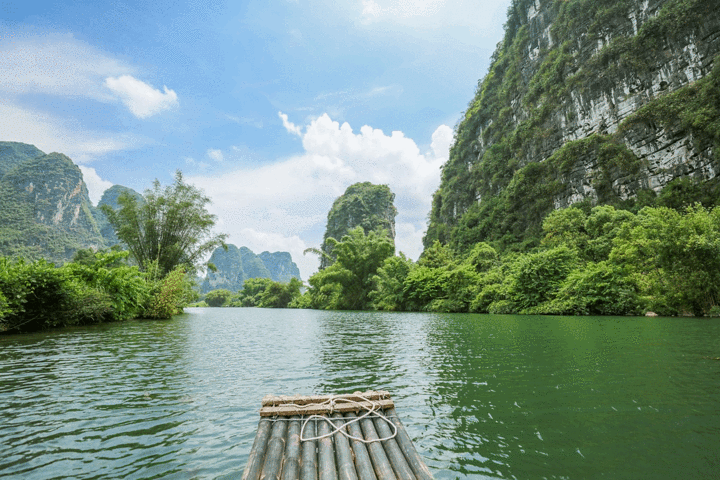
<box><xmin>281</xmin><ymin>416</ymin><xmax>302</xmax><ymax>480</ymax></box>
<box><xmin>331</xmin><ymin>413</ymin><xmax>359</xmax><ymax>480</ymax></box>
<box><xmin>301</xmin><ymin>419</ymin><xmax>318</xmax><ymax>480</ymax></box>
<box><xmin>261</xmin><ymin>419</ymin><xmax>288</xmax><ymax>480</ymax></box>
<box><xmin>359</xmin><ymin>415</ymin><xmax>396</xmax><ymax>480</ymax></box>
<box><xmin>262</xmin><ymin>391</ymin><xmax>391</xmax><ymax>407</ymax></box>
<box><xmin>344</xmin><ymin>413</ymin><xmax>378</xmax><ymax>480</ymax></box>
<box><xmin>261</xmin><ymin>399</ymin><xmax>394</xmax><ymax>417</ymax></box>
<box><xmin>372</xmin><ymin>415</ymin><xmax>415</xmax><ymax>480</ymax></box>
<box><xmin>243</xmin><ymin>418</ymin><xmax>273</xmax><ymax>480</ymax></box>
<box><xmin>384</xmin><ymin>409</ymin><xmax>433</xmax><ymax>480</ymax></box>
<box><xmin>317</xmin><ymin>417</ymin><xmax>338</xmax><ymax>480</ymax></box>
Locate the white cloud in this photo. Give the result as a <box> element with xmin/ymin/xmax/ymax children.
<box><xmin>105</xmin><ymin>75</ymin><xmax>178</xmax><ymax>119</ymax></box>
<box><xmin>0</xmin><ymin>29</ymin><xmax>162</xmax><ymax>162</ymax></box>
<box><xmin>78</xmin><ymin>166</ymin><xmax>113</xmax><ymax>205</ymax></box>
<box><xmin>0</xmin><ymin>99</ymin><xmax>140</xmax><ymax>163</ymax></box>
<box><xmin>356</xmin><ymin>0</ymin><xmax>510</xmax><ymax>41</ymax></box>
<box><xmin>362</xmin><ymin>0</ymin><xmax>445</xmax><ymax>18</ymax></box>
<box><xmin>207</xmin><ymin>148</ymin><xmax>224</xmax><ymax>162</ymax></box>
<box><xmin>362</xmin><ymin>0</ymin><xmax>383</xmax><ymax>17</ymax></box>
<box><xmin>0</xmin><ymin>31</ymin><xmax>132</xmax><ymax>101</ymax></box>
<box><xmin>279</xmin><ymin>111</ymin><xmax>303</xmax><ymax>136</ymax></box>
<box><xmin>188</xmin><ymin>113</ymin><xmax>450</xmax><ymax>279</ymax></box>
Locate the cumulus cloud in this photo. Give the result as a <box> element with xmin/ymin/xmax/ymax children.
<box><xmin>78</xmin><ymin>166</ymin><xmax>113</xmax><ymax>205</ymax></box>
<box><xmin>188</xmin><ymin>113</ymin><xmax>450</xmax><ymax>280</ymax></box>
<box><xmin>105</xmin><ymin>75</ymin><xmax>178</xmax><ymax>119</ymax></box>
<box><xmin>207</xmin><ymin>148</ymin><xmax>224</xmax><ymax>162</ymax></box>
<box><xmin>279</xmin><ymin>111</ymin><xmax>303</xmax><ymax>136</ymax></box>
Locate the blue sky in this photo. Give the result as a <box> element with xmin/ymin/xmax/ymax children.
<box><xmin>1</xmin><ymin>0</ymin><xmax>511</xmax><ymax>279</ymax></box>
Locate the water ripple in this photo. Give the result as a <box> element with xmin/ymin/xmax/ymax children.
<box><xmin>1</xmin><ymin>311</ymin><xmax>720</xmax><ymax>478</ymax></box>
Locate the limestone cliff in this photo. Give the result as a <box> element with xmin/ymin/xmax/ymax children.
<box><xmin>425</xmin><ymin>0</ymin><xmax>720</xmax><ymax>252</ymax></box>
<box><xmin>259</xmin><ymin>251</ymin><xmax>302</xmax><ymax>283</ymax></box>
<box><xmin>0</xmin><ymin>143</ymin><xmax>105</xmax><ymax>262</ymax></box>
<box><xmin>320</xmin><ymin>182</ymin><xmax>397</xmax><ymax>268</ymax></box>
<box><xmin>201</xmin><ymin>245</ymin><xmax>301</xmax><ymax>293</ymax></box>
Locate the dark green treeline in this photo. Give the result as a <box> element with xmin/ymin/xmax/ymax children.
<box><xmin>293</xmin><ymin>204</ymin><xmax>720</xmax><ymax>317</ymax></box>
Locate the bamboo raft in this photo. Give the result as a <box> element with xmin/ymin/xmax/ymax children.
<box><xmin>241</xmin><ymin>391</ymin><xmax>434</xmax><ymax>480</ymax></box>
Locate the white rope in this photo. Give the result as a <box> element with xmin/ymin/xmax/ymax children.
<box><xmin>276</xmin><ymin>394</ymin><xmax>397</xmax><ymax>444</ymax></box>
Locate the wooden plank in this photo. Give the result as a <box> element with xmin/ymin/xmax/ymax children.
<box><xmin>373</xmin><ymin>416</ymin><xmax>415</xmax><ymax>480</ymax></box>
<box><xmin>262</xmin><ymin>391</ymin><xmax>392</xmax><ymax>407</ymax></box>
<box><xmin>344</xmin><ymin>413</ymin><xmax>378</xmax><ymax>480</ymax></box>
<box><xmin>301</xmin><ymin>419</ymin><xmax>318</xmax><ymax>480</ymax></box>
<box><xmin>281</xmin><ymin>416</ymin><xmax>302</xmax><ymax>480</ymax></box>
<box><xmin>385</xmin><ymin>408</ymin><xmax>433</xmax><ymax>480</ymax></box>
<box><xmin>359</xmin><ymin>416</ymin><xmax>396</xmax><ymax>480</ymax></box>
<box><xmin>260</xmin><ymin>419</ymin><xmax>287</xmax><ymax>480</ymax></box>
<box><xmin>261</xmin><ymin>399</ymin><xmax>395</xmax><ymax>417</ymax></box>
<box><xmin>317</xmin><ymin>417</ymin><xmax>338</xmax><ymax>480</ymax></box>
<box><xmin>242</xmin><ymin>418</ymin><xmax>273</xmax><ymax>480</ymax></box>
<box><xmin>331</xmin><ymin>413</ymin><xmax>359</xmax><ymax>480</ymax></box>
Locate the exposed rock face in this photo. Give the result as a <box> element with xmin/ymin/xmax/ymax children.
<box><xmin>321</xmin><ymin>182</ymin><xmax>397</xmax><ymax>269</ymax></box>
<box><xmin>259</xmin><ymin>251</ymin><xmax>302</xmax><ymax>283</ymax></box>
<box><xmin>0</xmin><ymin>143</ymin><xmax>105</xmax><ymax>263</ymax></box>
<box><xmin>201</xmin><ymin>245</ymin><xmax>302</xmax><ymax>293</ymax></box>
<box><xmin>425</xmin><ymin>0</ymin><xmax>720</xmax><ymax>251</ymax></box>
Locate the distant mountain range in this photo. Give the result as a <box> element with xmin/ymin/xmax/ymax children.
<box><xmin>0</xmin><ymin>142</ymin><xmax>303</xmax><ymax>288</ymax></box>
<box><xmin>201</xmin><ymin>245</ymin><xmax>301</xmax><ymax>293</ymax></box>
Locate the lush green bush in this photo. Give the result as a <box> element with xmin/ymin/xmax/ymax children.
<box><xmin>258</xmin><ymin>278</ymin><xmax>303</xmax><ymax>308</ymax></box>
<box><xmin>143</xmin><ymin>264</ymin><xmax>190</xmax><ymax>319</ymax></box>
<box><xmin>508</xmin><ymin>246</ymin><xmax>579</xmax><ymax>313</ymax></box>
<box><xmin>611</xmin><ymin>205</ymin><xmax>720</xmax><ymax>315</ymax></box>
<box><xmin>0</xmin><ymin>258</ymin><xmax>116</xmax><ymax>333</ymax></box>
<box><xmin>204</xmin><ymin>288</ymin><xmax>234</xmax><ymax>307</ymax></box>
<box><xmin>541</xmin><ymin>262</ymin><xmax>641</xmax><ymax>315</ymax></box>
<box><xmin>64</xmin><ymin>250</ymin><xmax>148</xmax><ymax>321</ymax></box>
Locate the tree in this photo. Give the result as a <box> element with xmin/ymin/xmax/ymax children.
<box><xmin>370</xmin><ymin>253</ymin><xmax>414</xmax><ymax>311</ymax></box>
<box><xmin>204</xmin><ymin>289</ymin><xmax>234</xmax><ymax>307</ymax></box>
<box><xmin>611</xmin><ymin>205</ymin><xmax>720</xmax><ymax>315</ymax></box>
<box><xmin>101</xmin><ymin>171</ymin><xmax>226</xmax><ymax>276</ymax></box>
<box><xmin>307</xmin><ymin>227</ymin><xmax>394</xmax><ymax>310</ymax></box>
<box><xmin>259</xmin><ymin>278</ymin><xmax>303</xmax><ymax>308</ymax></box>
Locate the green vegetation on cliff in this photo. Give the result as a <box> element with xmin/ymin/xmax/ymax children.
<box><xmin>425</xmin><ymin>0</ymin><xmax>720</xmax><ymax>254</ymax></box>
<box><xmin>0</xmin><ymin>149</ymin><xmax>105</xmax><ymax>263</ymax></box>
<box><xmin>0</xmin><ymin>141</ymin><xmax>146</xmax><ymax>264</ymax></box>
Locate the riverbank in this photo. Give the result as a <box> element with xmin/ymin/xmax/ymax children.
<box><xmin>0</xmin><ymin>251</ymin><xmax>192</xmax><ymax>334</ymax></box>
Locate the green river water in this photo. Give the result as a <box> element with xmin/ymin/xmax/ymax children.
<box><xmin>1</xmin><ymin>309</ymin><xmax>719</xmax><ymax>479</ymax></box>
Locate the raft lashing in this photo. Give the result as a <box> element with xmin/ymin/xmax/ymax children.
<box><xmin>241</xmin><ymin>390</ymin><xmax>434</xmax><ymax>480</ymax></box>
